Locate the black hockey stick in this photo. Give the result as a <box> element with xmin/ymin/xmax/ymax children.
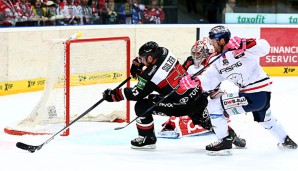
<box><xmin>114</xmin><ymin>49</ymin><xmax>229</xmax><ymax>130</ymax></box>
<box><xmin>16</xmin><ymin>77</ymin><xmax>131</xmax><ymax>153</ymax></box>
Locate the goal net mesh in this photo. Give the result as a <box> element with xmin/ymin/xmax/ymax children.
<box><xmin>4</xmin><ymin>36</ymin><xmax>130</xmax><ymax>136</ymax></box>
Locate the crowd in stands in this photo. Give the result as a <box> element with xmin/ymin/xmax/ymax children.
<box><xmin>0</xmin><ymin>0</ymin><xmax>167</xmax><ymax>26</ymax></box>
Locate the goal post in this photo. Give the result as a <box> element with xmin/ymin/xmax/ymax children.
<box><xmin>4</xmin><ymin>36</ymin><xmax>131</xmax><ymax>136</ymax></box>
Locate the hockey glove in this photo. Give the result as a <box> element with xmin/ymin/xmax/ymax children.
<box><xmin>179</xmin><ymin>74</ymin><xmax>201</xmax><ymax>90</ymax></box>
<box><xmin>103</xmin><ymin>88</ymin><xmax>124</xmax><ymax>102</ymax></box>
<box><xmin>130</xmin><ymin>57</ymin><xmax>144</xmax><ymax>78</ymax></box>
<box><xmin>227</xmin><ymin>36</ymin><xmax>247</xmax><ymax>59</ymax></box>
<box><xmin>209</xmin><ymin>83</ymin><xmax>226</xmax><ymax>99</ymax></box>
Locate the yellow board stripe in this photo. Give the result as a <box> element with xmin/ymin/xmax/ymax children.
<box><xmin>1</xmin><ymin>66</ymin><xmax>296</xmax><ymax>96</ymax></box>
<box><xmin>262</xmin><ymin>66</ymin><xmax>298</xmax><ymax>76</ymax></box>
<box><xmin>0</xmin><ymin>71</ymin><xmax>126</xmax><ymax>96</ymax></box>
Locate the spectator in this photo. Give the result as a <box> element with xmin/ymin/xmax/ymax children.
<box><xmin>90</xmin><ymin>0</ymin><xmax>104</xmax><ymax>24</ymax></box>
<box><xmin>142</xmin><ymin>0</ymin><xmax>164</xmax><ymax>24</ymax></box>
<box><xmin>45</xmin><ymin>0</ymin><xmax>58</xmax><ymax>25</ymax></box>
<box><xmin>222</xmin><ymin>0</ymin><xmax>236</xmax><ymax>23</ymax></box>
<box><xmin>0</xmin><ymin>0</ymin><xmax>19</xmax><ymax>26</ymax></box>
<box><xmin>118</xmin><ymin>0</ymin><xmax>142</xmax><ymax>24</ymax></box>
<box><xmin>14</xmin><ymin>0</ymin><xmax>35</xmax><ymax>26</ymax></box>
<box><xmin>79</xmin><ymin>0</ymin><xmax>95</xmax><ymax>24</ymax></box>
<box><xmin>32</xmin><ymin>0</ymin><xmax>48</xmax><ymax>25</ymax></box>
<box><xmin>102</xmin><ymin>0</ymin><xmax>118</xmax><ymax>24</ymax></box>
<box><xmin>58</xmin><ymin>0</ymin><xmax>79</xmax><ymax>25</ymax></box>
<box><xmin>133</xmin><ymin>0</ymin><xmax>145</xmax><ymax>11</ymax></box>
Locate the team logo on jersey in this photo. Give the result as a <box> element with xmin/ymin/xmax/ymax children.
<box><xmin>219</xmin><ymin>61</ymin><xmax>242</xmax><ymax>74</ymax></box>
<box><xmin>136</xmin><ymin>77</ymin><xmax>147</xmax><ymax>90</ymax></box>
<box><xmin>179</xmin><ymin>97</ymin><xmax>189</xmax><ymax>104</ymax></box>
<box><xmin>223</xmin><ymin>58</ymin><xmax>229</xmax><ymax>65</ymax></box>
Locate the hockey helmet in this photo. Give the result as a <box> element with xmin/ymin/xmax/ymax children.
<box><xmin>209</xmin><ymin>25</ymin><xmax>231</xmax><ymax>43</ymax></box>
<box><xmin>191</xmin><ymin>40</ymin><xmax>209</xmax><ymax>66</ymax></box>
<box><xmin>138</xmin><ymin>41</ymin><xmax>159</xmax><ymax>59</ymax></box>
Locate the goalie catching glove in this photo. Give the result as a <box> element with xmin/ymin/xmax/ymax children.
<box><xmin>103</xmin><ymin>88</ymin><xmax>124</xmax><ymax>102</ymax></box>
<box><xmin>130</xmin><ymin>57</ymin><xmax>144</xmax><ymax>78</ymax></box>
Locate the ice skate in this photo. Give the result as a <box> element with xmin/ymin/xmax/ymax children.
<box><xmin>131</xmin><ymin>134</ymin><xmax>157</xmax><ymax>149</ymax></box>
<box><xmin>278</xmin><ymin>136</ymin><xmax>297</xmax><ymax>150</ymax></box>
<box><xmin>229</xmin><ymin>128</ymin><xmax>246</xmax><ymax>148</ymax></box>
<box><xmin>233</xmin><ymin>136</ymin><xmax>246</xmax><ymax>148</ymax></box>
<box><xmin>206</xmin><ymin>135</ymin><xmax>233</xmax><ymax>156</ymax></box>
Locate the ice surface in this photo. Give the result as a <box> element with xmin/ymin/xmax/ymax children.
<box><xmin>0</xmin><ymin>77</ymin><xmax>297</xmax><ymax>171</ymax></box>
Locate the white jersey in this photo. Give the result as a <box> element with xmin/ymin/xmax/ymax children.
<box><xmin>187</xmin><ymin>64</ymin><xmax>204</xmax><ymax>74</ymax></box>
<box><xmin>198</xmin><ymin>39</ymin><xmax>271</xmax><ymax>93</ymax></box>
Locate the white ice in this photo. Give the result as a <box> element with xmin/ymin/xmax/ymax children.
<box><xmin>0</xmin><ymin>77</ymin><xmax>298</xmax><ymax>171</ymax></box>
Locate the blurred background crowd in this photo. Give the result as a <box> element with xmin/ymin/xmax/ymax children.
<box><xmin>1</xmin><ymin>0</ymin><xmax>298</xmax><ymax>27</ymax></box>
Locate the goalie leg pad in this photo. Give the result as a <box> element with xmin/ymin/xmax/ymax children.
<box><xmin>220</xmin><ymin>93</ymin><xmax>248</xmax><ymax>115</ymax></box>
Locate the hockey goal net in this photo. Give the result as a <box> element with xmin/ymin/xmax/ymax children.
<box><xmin>4</xmin><ymin>36</ymin><xmax>131</xmax><ymax>136</ymax></box>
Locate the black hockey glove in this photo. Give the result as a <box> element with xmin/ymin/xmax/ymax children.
<box><xmin>130</xmin><ymin>57</ymin><xmax>144</xmax><ymax>78</ymax></box>
<box><xmin>103</xmin><ymin>88</ymin><xmax>124</xmax><ymax>102</ymax></box>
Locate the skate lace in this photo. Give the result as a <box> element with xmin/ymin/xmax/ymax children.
<box><xmin>135</xmin><ymin>136</ymin><xmax>145</xmax><ymax>142</ymax></box>
<box><xmin>209</xmin><ymin>139</ymin><xmax>223</xmax><ymax>147</ymax></box>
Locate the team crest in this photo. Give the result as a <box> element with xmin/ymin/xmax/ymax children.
<box><xmin>223</xmin><ymin>58</ymin><xmax>229</xmax><ymax>65</ymax></box>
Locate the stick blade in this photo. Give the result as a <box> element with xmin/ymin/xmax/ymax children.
<box><xmin>114</xmin><ymin>127</ymin><xmax>122</xmax><ymax>130</ymax></box>
<box><xmin>16</xmin><ymin>142</ymin><xmax>40</xmax><ymax>153</ymax></box>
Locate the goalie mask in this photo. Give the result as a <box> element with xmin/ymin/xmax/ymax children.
<box><xmin>191</xmin><ymin>40</ymin><xmax>209</xmax><ymax>66</ymax></box>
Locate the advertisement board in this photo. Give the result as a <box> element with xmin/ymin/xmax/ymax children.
<box><xmin>260</xmin><ymin>28</ymin><xmax>298</xmax><ymax>76</ymax></box>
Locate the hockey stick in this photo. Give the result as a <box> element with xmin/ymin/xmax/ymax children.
<box><xmin>16</xmin><ymin>77</ymin><xmax>131</xmax><ymax>153</ymax></box>
<box><xmin>114</xmin><ymin>49</ymin><xmax>229</xmax><ymax>130</ymax></box>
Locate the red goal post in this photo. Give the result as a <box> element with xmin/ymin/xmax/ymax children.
<box><xmin>4</xmin><ymin>36</ymin><xmax>131</xmax><ymax>136</ymax></box>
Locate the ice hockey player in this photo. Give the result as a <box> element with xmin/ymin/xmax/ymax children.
<box><xmin>103</xmin><ymin>41</ymin><xmax>209</xmax><ymax>149</ymax></box>
<box><xmin>157</xmin><ymin>39</ymin><xmax>213</xmax><ymax>138</ymax></box>
<box><xmin>179</xmin><ymin>25</ymin><xmax>297</xmax><ymax>155</ymax></box>
<box><xmin>157</xmin><ymin>39</ymin><xmax>246</xmax><ymax>149</ymax></box>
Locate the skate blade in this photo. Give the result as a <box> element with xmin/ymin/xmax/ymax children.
<box><xmin>131</xmin><ymin>144</ymin><xmax>156</xmax><ymax>150</ymax></box>
<box><xmin>207</xmin><ymin>149</ymin><xmax>232</xmax><ymax>156</ymax></box>
<box><xmin>157</xmin><ymin>131</ymin><xmax>180</xmax><ymax>139</ymax></box>
<box><xmin>277</xmin><ymin>144</ymin><xmax>297</xmax><ymax>151</ymax></box>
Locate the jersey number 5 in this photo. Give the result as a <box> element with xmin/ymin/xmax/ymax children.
<box><xmin>166</xmin><ymin>64</ymin><xmax>187</xmax><ymax>95</ymax></box>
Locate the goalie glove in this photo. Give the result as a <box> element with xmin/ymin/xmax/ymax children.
<box><xmin>103</xmin><ymin>88</ymin><xmax>124</xmax><ymax>102</ymax></box>
<box><xmin>227</xmin><ymin>36</ymin><xmax>247</xmax><ymax>59</ymax></box>
<box><xmin>130</xmin><ymin>57</ymin><xmax>144</xmax><ymax>78</ymax></box>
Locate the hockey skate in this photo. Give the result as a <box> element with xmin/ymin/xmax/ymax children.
<box><xmin>131</xmin><ymin>134</ymin><xmax>157</xmax><ymax>149</ymax></box>
<box><xmin>229</xmin><ymin>128</ymin><xmax>246</xmax><ymax>148</ymax></box>
<box><xmin>206</xmin><ymin>128</ymin><xmax>241</xmax><ymax>156</ymax></box>
<box><xmin>206</xmin><ymin>136</ymin><xmax>233</xmax><ymax>156</ymax></box>
<box><xmin>278</xmin><ymin>136</ymin><xmax>297</xmax><ymax>150</ymax></box>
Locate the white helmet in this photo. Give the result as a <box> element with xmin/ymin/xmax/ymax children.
<box><xmin>191</xmin><ymin>39</ymin><xmax>209</xmax><ymax>66</ymax></box>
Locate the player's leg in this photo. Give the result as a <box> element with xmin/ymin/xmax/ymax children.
<box><xmin>246</xmin><ymin>92</ymin><xmax>297</xmax><ymax>149</ymax></box>
<box><xmin>205</xmin><ymin>94</ymin><xmax>247</xmax><ymax>155</ymax></box>
<box><xmin>131</xmin><ymin>97</ymin><xmax>186</xmax><ymax>149</ymax></box>
<box><xmin>131</xmin><ymin>98</ymin><xmax>157</xmax><ymax>149</ymax></box>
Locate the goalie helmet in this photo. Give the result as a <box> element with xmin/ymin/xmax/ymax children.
<box><xmin>209</xmin><ymin>25</ymin><xmax>231</xmax><ymax>43</ymax></box>
<box><xmin>138</xmin><ymin>41</ymin><xmax>159</xmax><ymax>59</ymax></box>
<box><xmin>191</xmin><ymin>40</ymin><xmax>209</xmax><ymax>66</ymax></box>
